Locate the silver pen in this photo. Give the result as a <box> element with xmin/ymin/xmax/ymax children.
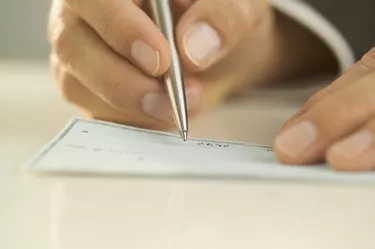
<box><xmin>149</xmin><ymin>0</ymin><xmax>188</xmax><ymax>141</ymax></box>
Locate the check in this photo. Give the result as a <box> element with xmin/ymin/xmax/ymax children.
<box><xmin>22</xmin><ymin>118</ymin><xmax>375</xmax><ymax>184</ymax></box>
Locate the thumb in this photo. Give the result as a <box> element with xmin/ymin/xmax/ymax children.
<box><xmin>176</xmin><ymin>0</ymin><xmax>269</xmax><ymax>71</ymax></box>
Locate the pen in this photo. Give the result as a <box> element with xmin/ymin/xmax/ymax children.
<box><xmin>149</xmin><ymin>0</ymin><xmax>188</xmax><ymax>141</ymax></box>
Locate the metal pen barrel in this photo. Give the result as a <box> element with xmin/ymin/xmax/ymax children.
<box><xmin>149</xmin><ymin>0</ymin><xmax>188</xmax><ymax>141</ymax></box>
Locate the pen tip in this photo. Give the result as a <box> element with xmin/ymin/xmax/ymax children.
<box><xmin>180</xmin><ymin>131</ymin><xmax>188</xmax><ymax>141</ymax></box>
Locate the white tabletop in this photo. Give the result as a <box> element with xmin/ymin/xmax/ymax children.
<box><xmin>1</xmin><ymin>60</ymin><xmax>375</xmax><ymax>249</ymax></box>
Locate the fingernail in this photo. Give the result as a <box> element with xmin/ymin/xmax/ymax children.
<box><xmin>331</xmin><ymin>131</ymin><xmax>373</xmax><ymax>159</ymax></box>
<box><xmin>184</xmin><ymin>22</ymin><xmax>222</xmax><ymax>67</ymax></box>
<box><xmin>274</xmin><ymin>121</ymin><xmax>317</xmax><ymax>158</ymax></box>
<box><xmin>142</xmin><ymin>86</ymin><xmax>201</xmax><ymax>121</ymax></box>
<box><xmin>130</xmin><ymin>40</ymin><xmax>160</xmax><ymax>74</ymax></box>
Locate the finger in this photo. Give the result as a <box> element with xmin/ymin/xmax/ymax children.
<box><xmin>327</xmin><ymin>115</ymin><xmax>375</xmax><ymax>171</ymax></box>
<box><xmin>50</xmin><ymin>11</ymin><xmax>202</xmax><ymax>127</ymax></box>
<box><xmin>284</xmin><ymin>47</ymin><xmax>375</xmax><ymax>128</ymax></box>
<box><xmin>51</xmin><ymin>55</ymin><xmax>202</xmax><ymax>130</ymax></box>
<box><xmin>63</xmin><ymin>0</ymin><xmax>170</xmax><ymax>76</ymax></box>
<box><xmin>273</xmin><ymin>71</ymin><xmax>375</xmax><ymax>165</ymax></box>
<box><xmin>51</xmin><ymin>54</ymin><xmax>122</xmax><ymax>118</ymax></box>
<box><xmin>51</xmin><ymin>57</ymin><xmax>171</xmax><ymax>129</ymax></box>
<box><xmin>176</xmin><ymin>0</ymin><xmax>269</xmax><ymax>71</ymax></box>
<box><xmin>327</xmin><ymin>116</ymin><xmax>375</xmax><ymax>172</ymax></box>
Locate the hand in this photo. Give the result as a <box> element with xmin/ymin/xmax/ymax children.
<box><xmin>48</xmin><ymin>0</ymin><xmax>334</xmax><ymax>131</ymax></box>
<box><xmin>49</xmin><ymin>0</ymin><xmax>174</xmax><ymax>130</ymax></box>
<box><xmin>274</xmin><ymin>48</ymin><xmax>375</xmax><ymax>171</ymax></box>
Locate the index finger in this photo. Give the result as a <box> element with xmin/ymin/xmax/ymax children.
<box><xmin>64</xmin><ymin>0</ymin><xmax>171</xmax><ymax>76</ymax></box>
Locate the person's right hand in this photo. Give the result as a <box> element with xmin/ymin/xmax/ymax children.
<box><xmin>49</xmin><ymin>0</ymin><xmax>334</xmax><ymax>131</ymax></box>
<box><xmin>49</xmin><ymin>0</ymin><xmax>197</xmax><ymax>130</ymax></box>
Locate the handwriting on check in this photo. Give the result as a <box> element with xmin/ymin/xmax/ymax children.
<box><xmin>197</xmin><ymin>142</ymin><xmax>229</xmax><ymax>148</ymax></box>
<box><xmin>197</xmin><ymin>142</ymin><xmax>273</xmax><ymax>152</ymax></box>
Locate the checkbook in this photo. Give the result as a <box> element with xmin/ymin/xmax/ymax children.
<box><xmin>22</xmin><ymin>118</ymin><xmax>375</xmax><ymax>184</ymax></box>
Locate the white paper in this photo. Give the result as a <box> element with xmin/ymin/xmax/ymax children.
<box><xmin>22</xmin><ymin>118</ymin><xmax>375</xmax><ymax>184</ymax></box>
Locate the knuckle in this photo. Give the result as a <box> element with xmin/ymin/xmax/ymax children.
<box><xmin>229</xmin><ymin>0</ymin><xmax>260</xmax><ymax>30</ymax></box>
<box><xmin>207</xmin><ymin>0</ymin><xmax>256</xmax><ymax>39</ymax></box>
<box><xmin>48</xmin><ymin>2</ymin><xmax>63</xmax><ymax>44</ymax></box>
<box><xmin>48</xmin><ymin>5</ymin><xmax>81</xmax><ymax>62</ymax></box>
<box><xmin>98</xmin><ymin>7</ymin><xmax>131</xmax><ymax>53</ymax></box>
<box><xmin>98</xmin><ymin>6</ymin><xmax>117</xmax><ymax>37</ymax></box>
<box><xmin>318</xmin><ymin>95</ymin><xmax>359</xmax><ymax>130</ymax></box>
<box><xmin>59</xmin><ymin>73</ymin><xmax>78</xmax><ymax>103</ymax></box>
<box><xmin>51</xmin><ymin>26</ymin><xmax>69</xmax><ymax>58</ymax></box>
<box><xmin>309</xmin><ymin>90</ymin><xmax>329</xmax><ymax>104</ymax></box>
<box><xmin>359</xmin><ymin>47</ymin><xmax>375</xmax><ymax>70</ymax></box>
<box><xmin>302</xmin><ymin>87</ymin><xmax>333</xmax><ymax>110</ymax></box>
<box><xmin>100</xmin><ymin>80</ymin><xmax>126</xmax><ymax>107</ymax></box>
<box><xmin>49</xmin><ymin>18</ymin><xmax>79</xmax><ymax>63</ymax></box>
<box><xmin>49</xmin><ymin>53</ymin><xmax>59</xmax><ymax>77</ymax></box>
<box><xmin>315</xmin><ymin>86</ymin><xmax>336</xmax><ymax>100</ymax></box>
<box><xmin>64</xmin><ymin>0</ymin><xmax>85</xmax><ymax>10</ymax></box>
<box><xmin>53</xmin><ymin>28</ymin><xmax>74</xmax><ymax>62</ymax></box>
<box><xmin>223</xmin><ymin>0</ymin><xmax>254</xmax><ymax>29</ymax></box>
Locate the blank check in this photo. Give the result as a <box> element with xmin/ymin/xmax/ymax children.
<box><xmin>23</xmin><ymin>118</ymin><xmax>375</xmax><ymax>184</ymax></box>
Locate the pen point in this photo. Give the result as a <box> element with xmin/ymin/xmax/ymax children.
<box><xmin>180</xmin><ymin>131</ymin><xmax>188</xmax><ymax>141</ymax></box>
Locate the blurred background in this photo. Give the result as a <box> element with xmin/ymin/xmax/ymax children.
<box><xmin>0</xmin><ymin>0</ymin><xmax>82</xmax><ymax>143</ymax></box>
<box><xmin>0</xmin><ymin>0</ymin><xmax>50</xmax><ymax>60</ymax></box>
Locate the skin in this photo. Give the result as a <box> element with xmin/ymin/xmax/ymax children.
<box><xmin>274</xmin><ymin>48</ymin><xmax>375</xmax><ymax>171</ymax></box>
<box><xmin>50</xmin><ymin>0</ymin><xmax>375</xmax><ymax>170</ymax></box>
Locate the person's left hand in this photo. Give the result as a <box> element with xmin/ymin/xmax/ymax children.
<box><xmin>274</xmin><ymin>48</ymin><xmax>375</xmax><ymax>171</ymax></box>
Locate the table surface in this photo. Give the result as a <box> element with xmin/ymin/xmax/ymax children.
<box><xmin>2</xmin><ymin>60</ymin><xmax>375</xmax><ymax>249</ymax></box>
